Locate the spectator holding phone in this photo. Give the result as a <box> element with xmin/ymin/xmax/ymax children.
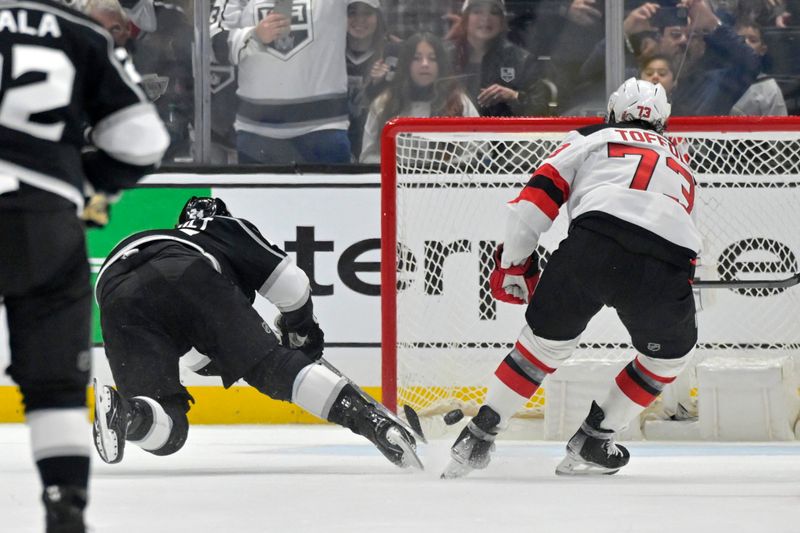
<box><xmin>668</xmin><ymin>0</ymin><xmax>761</xmax><ymax>115</ymax></box>
<box><xmin>359</xmin><ymin>32</ymin><xmax>479</xmax><ymax>163</ymax></box>
<box><xmin>224</xmin><ymin>0</ymin><xmax>352</xmax><ymax>164</ymax></box>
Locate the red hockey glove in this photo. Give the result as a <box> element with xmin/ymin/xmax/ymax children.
<box><xmin>489</xmin><ymin>244</ymin><xmax>540</xmax><ymax>305</ymax></box>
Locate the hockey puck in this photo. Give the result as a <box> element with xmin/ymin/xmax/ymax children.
<box><xmin>443</xmin><ymin>409</ymin><xmax>464</xmax><ymax>425</ymax></box>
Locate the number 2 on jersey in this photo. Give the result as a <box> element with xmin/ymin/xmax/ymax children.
<box><xmin>608</xmin><ymin>142</ymin><xmax>695</xmax><ymax>214</ymax></box>
<box><xmin>0</xmin><ymin>45</ymin><xmax>75</xmax><ymax>141</ymax></box>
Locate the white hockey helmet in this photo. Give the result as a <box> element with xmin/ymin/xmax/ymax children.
<box><xmin>607</xmin><ymin>77</ymin><xmax>671</xmax><ymax>133</ymax></box>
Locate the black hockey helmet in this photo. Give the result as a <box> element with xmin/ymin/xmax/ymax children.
<box><xmin>178</xmin><ymin>196</ymin><xmax>231</xmax><ymax>224</ymax></box>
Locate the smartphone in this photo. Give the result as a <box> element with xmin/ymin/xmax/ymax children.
<box><xmin>272</xmin><ymin>0</ymin><xmax>292</xmax><ymax>37</ymax></box>
<box><xmin>653</xmin><ymin>6</ymin><xmax>688</xmax><ymax>28</ymax></box>
<box><xmin>384</xmin><ymin>41</ymin><xmax>400</xmax><ymax>82</ymax></box>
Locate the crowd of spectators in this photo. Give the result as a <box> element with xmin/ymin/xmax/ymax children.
<box><xmin>85</xmin><ymin>0</ymin><xmax>800</xmax><ymax>165</ymax></box>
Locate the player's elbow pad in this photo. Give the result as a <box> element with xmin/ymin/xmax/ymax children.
<box><xmin>263</xmin><ymin>262</ymin><xmax>311</xmax><ymax>312</ymax></box>
<box><xmin>92</xmin><ymin>102</ymin><xmax>170</xmax><ymax>167</ymax></box>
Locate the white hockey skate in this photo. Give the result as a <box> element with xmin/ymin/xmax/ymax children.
<box><xmin>441</xmin><ymin>405</ymin><xmax>500</xmax><ymax>479</ymax></box>
<box><xmin>92</xmin><ymin>379</ymin><xmax>129</xmax><ymax>464</ymax></box>
<box><xmin>555</xmin><ymin>401</ymin><xmax>630</xmax><ymax>476</ymax></box>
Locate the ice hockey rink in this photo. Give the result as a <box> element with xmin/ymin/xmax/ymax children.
<box><xmin>1</xmin><ymin>424</ymin><xmax>799</xmax><ymax>533</ymax></box>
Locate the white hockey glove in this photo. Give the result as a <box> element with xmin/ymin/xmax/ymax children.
<box><xmin>274</xmin><ymin>312</ymin><xmax>325</xmax><ymax>361</ymax></box>
<box><xmin>489</xmin><ymin>244</ymin><xmax>541</xmax><ymax>305</ymax></box>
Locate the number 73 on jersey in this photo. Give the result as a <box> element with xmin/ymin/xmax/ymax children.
<box><xmin>608</xmin><ymin>142</ymin><xmax>696</xmax><ymax>214</ymax></box>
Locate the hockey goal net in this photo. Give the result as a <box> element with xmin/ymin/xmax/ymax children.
<box><xmin>381</xmin><ymin>116</ymin><xmax>800</xmax><ymax>422</ymax></box>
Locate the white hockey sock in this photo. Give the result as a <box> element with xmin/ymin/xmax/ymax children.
<box><xmin>600</xmin><ymin>354</ymin><xmax>691</xmax><ymax>433</ymax></box>
<box><xmin>291</xmin><ymin>363</ymin><xmax>347</xmax><ymax>420</ymax></box>
<box><xmin>27</xmin><ymin>408</ymin><xmax>91</xmax><ymax>461</ymax></box>
<box><xmin>128</xmin><ymin>397</ymin><xmax>173</xmax><ymax>451</ymax></box>
<box><xmin>485</xmin><ymin>374</ymin><xmax>530</xmax><ymax>426</ymax></box>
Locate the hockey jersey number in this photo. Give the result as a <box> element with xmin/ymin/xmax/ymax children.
<box><xmin>0</xmin><ymin>45</ymin><xmax>75</xmax><ymax>141</ymax></box>
<box><xmin>607</xmin><ymin>142</ymin><xmax>695</xmax><ymax>214</ymax></box>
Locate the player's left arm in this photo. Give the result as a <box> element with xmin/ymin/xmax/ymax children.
<box><xmin>229</xmin><ymin>218</ymin><xmax>325</xmax><ymax>360</ymax></box>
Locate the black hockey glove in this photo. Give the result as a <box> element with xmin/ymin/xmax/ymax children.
<box><xmin>274</xmin><ymin>301</ymin><xmax>325</xmax><ymax>361</ymax></box>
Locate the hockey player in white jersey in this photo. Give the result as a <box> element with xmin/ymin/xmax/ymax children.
<box><xmin>443</xmin><ymin>78</ymin><xmax>700</xmax><ymax>478</ymax></box>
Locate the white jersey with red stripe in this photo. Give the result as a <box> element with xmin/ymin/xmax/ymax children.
<box><xmin>501</xmin><ymin>122</ymin><xmax>702</xmax><ymax>267</ymax></box>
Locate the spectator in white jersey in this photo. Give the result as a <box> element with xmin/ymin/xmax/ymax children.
<box><xmin>92</xmin><ymin>197</ymin><xmax>420</xmax><ymax>470</ymax></box>
<box><xmin>442</xmin><ymin>78</ymin><xmax>700</xmax><ymax>479</ymax></box>
<box><xmin>359</xmin><ymin>32</ymin><xmax>479</xmax><ymax>163</ymax></box>
<box><xmin>0</xmin><ymin>0</ymin><xmax>169</xmax><ymax>530</ymax></box>
<box><xmin>223</xmin><ymin>0</ymin><xmax>352</xmax><ymax>164</ymax></box>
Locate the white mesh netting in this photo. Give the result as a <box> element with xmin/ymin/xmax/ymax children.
<box><xmin>387</xmin><ymin>122</ymin><xmax>800</xmax><ymax>420</ymax></box>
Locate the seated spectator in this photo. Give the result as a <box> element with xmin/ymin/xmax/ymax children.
<box><xmin>225</xmin><ymin>0</ymin><xmax>351</xmax><ymax>165</ymax></box>
<box><xmin>360</xmin><ymin>32</ymin><xmax>479</xmax><ymax>163</ymax></box>
<box><xmin>639</xmin><ymin>53</ymin><xmax>677</xmax><ymax>96</ymax></box>
<box><xmin>731</xmin><ymin>21</ymin><xmax>788</xmax><ymax>115</ymax></box>
<box><xmin>447</xmin><ymin>0</ymin><xmax>551</xmax><ymax>117</ymax></box>
<box><xmin>347</xmin><ymin>0</ymin><xmax>390</xmax><ymax>160</ymax></box>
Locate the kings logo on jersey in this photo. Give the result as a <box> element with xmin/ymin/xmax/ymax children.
<box><xmin>255</xmin><ymin>0</ymin><xmax>312</xmax><ymax>61</ymax></box>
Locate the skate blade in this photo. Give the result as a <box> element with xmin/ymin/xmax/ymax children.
<box><xmin>385</xmin><ymin>426</ymin><xmax>424</xmax><ymax>470</ymax></box>
<box><xmin>440</xmin><ymin>457</ymin><xmax>473</xmax><ymax>479</ymax></box>
<box><xmin>92</xmin><ymin>379</ymin><xmax>120</xmax><ymax>464</ymax></box>
<box><xmin>555</xmin><ymin>453</ymin><xmax>620</xmax><ymax>476</ymax></box>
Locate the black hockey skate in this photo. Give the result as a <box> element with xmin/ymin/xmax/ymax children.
<box><xmin>42</xmin><ymin>485</ymin><xmax>86</xmax><ymax>533</ymax></box>
<box><xmin>93</xmin><ymin>378</ymin><xmax>130</xmax><ymax>464</ymax></box>
<box><xmin>555</xmin><ymin>401</ymin><xmax>630</xmax><ymax>476</ymax></box>
<box><xmin>328</xmin><ymin>384</ymin><xmax>422</xmax><ymax>469</ymax></box>
<box><xmin>441</xmin><ymin>405</ymin><xmax>501</xmax><ymax>479</ymax></box>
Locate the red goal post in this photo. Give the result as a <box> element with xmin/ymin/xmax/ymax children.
<box><xmin>381</xmin><ymin>116</ymin><xmax>800</xmax><ymax>417</ymax></box>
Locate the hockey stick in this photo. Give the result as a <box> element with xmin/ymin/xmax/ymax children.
<box><xmin>693</xmin><ymin>273</ymin><xmax>800</xmax><ymax>289</ymax></box>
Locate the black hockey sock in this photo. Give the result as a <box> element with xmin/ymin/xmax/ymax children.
<box><xmin>36</xmin><ymin>456</ymin><xmax>90</xmax><ymax>489</ymax></box>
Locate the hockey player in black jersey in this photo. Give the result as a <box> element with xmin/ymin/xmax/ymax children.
<box><xmin>443</xmin><ymin>78</ymin><xmax>699</xmax><ymax>479</ymax></box>
<box><xmin>92</xmin><ymin>197</ymin><xmax>420</xmax><ymax>470</ymax></box>
<box><xmin>0</xmin><ymin>0</ymin><xmax>169</xmax><ymax>531</ymax></box>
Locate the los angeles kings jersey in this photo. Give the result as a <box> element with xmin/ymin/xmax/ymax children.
<box><xmin>0</xmin><ymin>0</ymin><xmax>167</xmax><ymax>209</ymax></box>
<box><xmin>96</xmin><ymin>215</ymin><xmax>311</xmax><ymax>312</ymax></box>
<box><xmin>502</xmin><ymin>122</ymin><xmax>702</xmax><ymax>267</ymax></box>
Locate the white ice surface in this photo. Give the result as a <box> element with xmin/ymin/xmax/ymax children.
<box><xmin>1</xmin><ymin>424</ymin><xmax>799</xmax><ymax>533</ymax></box>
